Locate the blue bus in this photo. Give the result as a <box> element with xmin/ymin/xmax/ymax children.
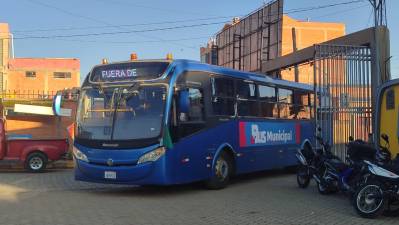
<box><xmin>57</xmin><ymin>57</ymin><xmax>315</xmax><ymax>189</ymax></box>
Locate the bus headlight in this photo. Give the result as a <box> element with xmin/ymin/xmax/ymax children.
<box><xmin>137</xmin><ymin>147</ymin><xmax>165</xmax><ymax>164</ymax></box>
<box><xmin>73</xmin><ymin>146</ymin><xmax>89</xmax><ymax>162</ymax></box>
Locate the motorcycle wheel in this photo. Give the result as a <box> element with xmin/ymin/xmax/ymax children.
<box><xmin>383</xmin><ymin>199</ymin><xmax>399</xmax><ymax>217</ymax></box>
<box><xmin>353</xmin><ymin>181</ymin><xmax>386</xmax><ymax>219</ymax></box>
<box><xmin>296</xmin><ymin>165</ymin><xmax>310</xmax><ymax>188</ymax></box>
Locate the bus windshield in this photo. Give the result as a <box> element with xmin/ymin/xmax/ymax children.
<box><xmin>76</xmin><ymin>84</ymin><xmax>167</xmax><ymax>141</ymax></box>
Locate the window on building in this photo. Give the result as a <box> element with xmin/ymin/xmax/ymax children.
<box><xmin>25</xmin><ymin>71</ymin><xmax>36</xmax><ymax>78</ymax></box>
<box><xmin>53</xmin><ymin>72</ymin><xmax>72</xmax><ymax>79</ymax></box>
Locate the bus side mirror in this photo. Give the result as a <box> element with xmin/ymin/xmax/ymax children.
<box><xmin>178</xmin><ymin>89</ymin><xmax>190</xmax><ymax>113</ymax></box>
<box><xmin>53</xmin><ymin>91</ymin><xmax>63</xmax><ymax>116</ymax></box>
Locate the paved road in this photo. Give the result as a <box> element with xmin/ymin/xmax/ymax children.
<box><xmin>0</xmin><ymin>169</ymin><xmax>397</xmax><ymax>225</ymax></box>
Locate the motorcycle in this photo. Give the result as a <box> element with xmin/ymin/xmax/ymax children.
<box><xmin>296</xmin><ymin>129</ymin><xmax>366</xmax><ymax>195</ymax></box>
<box><xmin>352</xmin><ymin>134</ymin><xmax>399</xmax><ymax>218</ymax></box>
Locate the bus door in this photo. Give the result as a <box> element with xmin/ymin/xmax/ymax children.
<box><xmin>171</xmin><ymin>87</ymin><xmax>208</xmax><ymax>182</ymax></box>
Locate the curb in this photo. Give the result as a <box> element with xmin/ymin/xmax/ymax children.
<box><xmin>0</xmin><ymin>160</ymin><xmax>75</xmax><ymax>170</ymax></box>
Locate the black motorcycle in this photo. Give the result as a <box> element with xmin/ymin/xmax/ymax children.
<box><xmin>296</xmin><ymin>131</ymin><xmax>374</xmax><ymax>195</ymax></box>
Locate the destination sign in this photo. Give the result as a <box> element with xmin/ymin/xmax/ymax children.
<box><xmin>101</xmin><ymin>69</ymin><xmax>137</xmax><ymax>79</ymax></box>
<box><xmin>90</xmin><ymin>62</ymin><xmax>170</xmax><ymax>83</ymax></box>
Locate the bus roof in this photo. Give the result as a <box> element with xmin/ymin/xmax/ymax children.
<box><xmin>171</xmin><ymin>59</ymin><xmax>314</xmax><ymax>92</ymax></box>
<box><xmin>82</xmin><ymin>59</ymin><xmax>314</xmax><ymax>92</ymax></box>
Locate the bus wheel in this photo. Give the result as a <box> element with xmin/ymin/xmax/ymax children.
<box><xmin>205</xmin><ymin>151</ymin><xmax>233</xmax><ymax>190</ymax></box>
<box><xmin>25</xmin><ymin>152</ymin><xmax>48</xmax><ymax>173</ymax></box>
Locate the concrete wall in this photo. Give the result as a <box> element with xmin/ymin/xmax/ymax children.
<box><xmin>280</xmin><ymin>15</ymin><xmax>345</xmax><ymax>84</ymax></box>
<box><xmin>7</xmin><ymin>58</ymin><xmax>80</xmax><ymax>93</ymax></box>
<box><xmin>0</xmin><ymin>23</ymin><xmax>10</xmax><ymax>91</ymax></box>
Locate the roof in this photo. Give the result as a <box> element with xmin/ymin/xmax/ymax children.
<box><xmin>83</xmin><ymin>59</ymin><xmax>313</xmax><ymax>91</ymax></box>
<box><xmin>8</xmin><ymin>58</ymin><xmax>80</xmax><ymax>70</ymax></box>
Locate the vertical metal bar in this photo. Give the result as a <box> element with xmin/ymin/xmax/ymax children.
<box><xmin>315</xmin><ymin>46</ymin><xmax>318</xmax><ymax>129</ymax></box>
<box><xmin>330</xmin><ymin>46</ymin><xmax>336</xmax><ymax>156</ymax></box>
<box><xmin>359</xmin><ymin>47</ymin><xmax>364</xmax><ymax>140</ymax></box>
<box><xmin>361</xmin><ymin>47</ymin><xmax>366</xmax><ymax>140</ymax></box>
<box><xmin>345</xmin><ymin>46</ymin><xmax>349</xmax><ymax>147</ymax></box>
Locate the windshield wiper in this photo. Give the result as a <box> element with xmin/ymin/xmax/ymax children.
<box><xmin>110</xmin><ymin>82</ymin><xmax>139</xmax><ymax>140</ymax></box>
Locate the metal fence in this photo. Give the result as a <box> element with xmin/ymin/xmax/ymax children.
<box><xmin>0</xmin><ymin>90</ymin><xmax>78</xmax><ymax>101</ymax></box>
<box><xmin>314</xmin><ymin>44</ymin><xmax>373</xmax><ymax>160</ymax></box>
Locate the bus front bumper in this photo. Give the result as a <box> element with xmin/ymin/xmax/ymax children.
<box><xmin>74</xmin><ymin>157</ymin><xmax>169</xmax><ymax>185</ymax></box>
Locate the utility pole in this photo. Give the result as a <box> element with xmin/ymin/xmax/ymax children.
<box><xmin>371</xmin><ymin>0</ymin><xmax>381</xmax><ymax>85</ymax></box>
<box><xmin>369</xmin><ymin>0</ymin><xmax>387</xmax><ymax>143</ymax></box>
<box><xmin>369</xmin><ymin>0</ymin><xmax>387</xmax><ymax>84</ymax></box>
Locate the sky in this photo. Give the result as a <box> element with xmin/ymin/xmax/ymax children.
<box><xmin>1</xmin><ymin>0</ymin><xmax>399</xmax><ymax>82</ymax></box>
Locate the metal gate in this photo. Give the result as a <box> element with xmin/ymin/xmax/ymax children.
<box><xmin>314</xmin><ymin>44</ymin><xmax>373</xmax><ymax>160</ymax></box>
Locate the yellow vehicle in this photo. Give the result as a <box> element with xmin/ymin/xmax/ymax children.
<box><xmin>377</xmin><ymin>79</ymin><xmax>399</xmax><ymax>157</ymax></box>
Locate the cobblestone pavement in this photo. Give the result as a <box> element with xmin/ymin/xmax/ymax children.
<box><xmin>0</xmin><ymin>169</ymin><xmax>398</xmax><ymax>225</ymax></box>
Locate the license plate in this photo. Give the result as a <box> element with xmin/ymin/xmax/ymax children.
<box><xmin>104</xmin><ymin>171</ymin><xmax>116</xmax><ymax>179</ymax></box>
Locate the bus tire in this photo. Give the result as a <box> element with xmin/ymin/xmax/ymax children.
<box><xmin>205</xmin><ymin>151</ymin><xmax>233</xmax><ymax>190</ymax></box>
<box><xmin>25</xmin><ymin>152</ymin><xmax>48</xmax><ymax>173</ymax></box>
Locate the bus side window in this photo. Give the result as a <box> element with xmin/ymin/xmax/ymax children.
<box><xmin>293</xmin><ymin>90</ymin><xmax>311</xmax><ymax>119</ymax></box>
<box><xmin>237</xmin><ymin>80</ymin><xmax>258</xmax><ymax>117</ymax></box>
<box><xmin>184</xmin><ymin>88</ymin><xmax>204</xmax><ymax>122</ymax></box>
<box><xmin>177</xmin><ymin>88</ymin><xmax>205</xmax><ymax>138</ymax></box>
<box><xmin>386</xmin><ymin>89</ymin><xmax>395</xmax><ymax>110</ymax></box>
<box><xmin>211</xmin><ymin>77</ymin><xmax>235</xmax><ymax>116</ymax></box>
<box><xmin>278</xmin><ymin>88</ymin><xmax>293</xmax><ymax>119</ymax></box>
<box><xmin>258</xmin><ymin>85</ymin><xmax>278</xmax><ymax>118</ymax></box>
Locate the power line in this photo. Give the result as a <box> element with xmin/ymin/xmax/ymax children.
<box><xmin>43</xmin><ymin>36</ymin><xmax>211</xmax><ymax>45</ymax></box>
<box><xmin>93</xmin><ymin>0</ymin><xmax>216</xmax><ymax>17</ymax></box>
<box><xmin>13</xmin><ymin>21</ymin><xmax>229</xmax><ymax>40</ymax></box>
<box><xmin>12</xmin><ymin>15</ymin><xmax>236</xmax><ymax>33</ymax></box>
<box><xmin>23</xmin><ymin>0</ymin><xmax>199</xmax><ymax>50</ymax></box>
<box><xmin>14</xmin><ymin>0</ymin><xmax>366</xmax><ymax>35</ymax></box>
<box><xmin>284</xmin><ymin>0</ymin><xmax>366</xmax><ymax>14</ymax></box>
<box><xmin>312</xmin><ymin>3</ymin><xmax>369</xmax><ymax>19</ymax></box>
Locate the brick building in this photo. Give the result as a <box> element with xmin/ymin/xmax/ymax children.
<box><xmin>200</xmin><ymin>0</ymin><xmax>345</xmax><ymax>84</ymax></box>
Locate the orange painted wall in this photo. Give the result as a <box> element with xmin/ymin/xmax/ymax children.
<box><xmin>6</xmin><ymin>58</ymin><xmax>80</xmax><ymax>93</ymax></box>
<box><xmin>280</xmin><ymin>15</ymin><xmax>345</xmax><ymax>84</ymax></box>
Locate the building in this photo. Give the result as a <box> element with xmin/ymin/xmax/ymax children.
<box><xmin>200</xmin><ymin>0</ymin><xmax>345</xmax><ymax>84</ymax></box>
<box><xmin>0</xmin><ymin>23</ymin><xmax>11</xmax><ymax>92</ymax></box>
<box><xmin>0</xmin><ymin>22</ymin><xmax>79</xmax><ymax>141</ymax></box>
<box><xmin>0</xmin><ymin>23</ymin><xmax>80</xmax><ymax>95</ymax></box>
<box><xmin>7</xmin><ymin>58</ymin><xmax>80</xmax><ymax>94</ymax></box>
<box><xmin>200</xmin><ymin>39</ymin><xmax>218</xmax><ymax>65</ymax></box>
